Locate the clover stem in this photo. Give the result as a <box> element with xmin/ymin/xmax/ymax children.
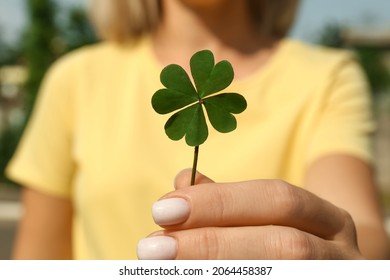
<box><xmin>191</xmin><ymin>145</ymin><xmax>199</xmax><ymax>185</ymax></box>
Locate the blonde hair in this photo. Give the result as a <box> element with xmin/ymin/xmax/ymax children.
<box><xmin>90</xmin><ymin>0</ymin><xmax>299</xmax><ymax>43</ymax></box>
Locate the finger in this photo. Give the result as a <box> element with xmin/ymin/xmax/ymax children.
<box><xmin>154</xmin><ymin>179</ymin><xmax>351</xmax><ymax>240</ymax></box>
<box><xmin>174</xmin><ymin>169</ymin><xmax>214</xmax><ymax>189</ymax></box>
<box><xmin>152</xmin><ymin>171</ymin><xmax>214</xmax><ymax>226</ymax></box>
<box><xmin>137</xmin><ymin>226</ymin><xmax>359</xmax><ymax>260</ymax></box>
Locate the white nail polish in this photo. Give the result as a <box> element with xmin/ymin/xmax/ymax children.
<box><xmin>137</xmin><ymin>236</ymin><xmax>177</xmax><ymax>260</ymax></box>
<box><xmin>152</xmin><ymin>198</ymin><xmax>190</xmax><ymax>225</ymax></box>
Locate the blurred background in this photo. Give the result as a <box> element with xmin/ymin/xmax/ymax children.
<box><xmin>0</xmin><ymin>0</ymin><xmax>390</xmax><ymax>259</ymax></box>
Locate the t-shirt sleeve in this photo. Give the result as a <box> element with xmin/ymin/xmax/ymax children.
<box><xmin>306</xmin><ymin>56</ymin><xmax>375</xmax><ymax>165</ymax></box>
<box><xmin>6</xmin><ymin>57</ymin><xmax>76</xmax><ymax>198</ymax></box>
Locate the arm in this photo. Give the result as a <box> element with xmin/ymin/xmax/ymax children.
<box><xmin>304</xmin><ymin>154</ymin><xmax>390</xmax><ymax>259</ymax></box>
<box><xmin>12</xmin><ymin>187</ymin><xmax>73</xmax><ymax>260</ymax></box>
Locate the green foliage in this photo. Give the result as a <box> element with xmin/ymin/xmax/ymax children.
<box><xmin>152</xmin><ymin>50</ymin><xmax>247</xmax><ymax>146</ymax></box>
<box><xmin>61</xmin><ymin>7</ymin><xmax>98</xmax><ymax>52</ymax></box>
<box><xmin>24</xmin><ymin>0</ymin><xmax>59</xmax><ymax>111</ymax></box>
<box><xmin>0</xmin><ymin>127</ymin><xmax>22</xmax><ymax>183</ymax></box>
<box><xmin>0</xmin><ymin>1</ymin><xmax>97</xmax><ymax>186</ymax></box>
<box><xmin>316</xmin><ymin>23</ymin><xmax>345</xmax><ymax>48</ymax></box>
<box><xmin>355</xmin><ymin>47</ymin><xmax>390</xmax><ymax>94</ymax></box>
<box><xmin>23</xmin><ymin>1</ymin><xmax>97</xmax><ymax>108</ymax></box>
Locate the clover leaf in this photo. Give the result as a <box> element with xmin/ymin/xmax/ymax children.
<box><xmin>151</xmin><ymin>50</ymin><xmax>247</xmax><ymax>184</ymax></box>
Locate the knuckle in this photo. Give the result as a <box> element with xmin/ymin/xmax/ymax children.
<box><xmin>340</xmin><ymin>208</ymin><xmax>355</xmax><ymax>228</ymax></box>
<box><xmin>273</xmin><ymin>228</ymin><xmax>315</xmax><ymax>259</ymax></box>
<box><xmin>271</xmin><ymin>180</ymin><xmax>305</xmax><ymax>218</ymax></box>
<box><xmin>338</xmin><ymin>207</ymin><xmax>358</xmax><ymax>240</ymax></box>
<box><xmin>195</xmin><ymin>228</ymin><xmax>221</xmax><ymax>259</ymax></box>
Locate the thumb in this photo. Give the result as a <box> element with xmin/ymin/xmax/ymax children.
<box><xmin>174</xmin><ymin>169</ymin><xmax>215</xmax><ymax>189</ymax></box>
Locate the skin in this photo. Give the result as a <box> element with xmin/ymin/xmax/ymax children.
<box><xmin>12</xmin><ymin>188</ymin><xmax>72</xmax><ymax>259</ymax></box>
<box><xmin>12</xmin><ymin>0</ymin><xmax>390</xmax><ymax>259</ymax></box>
<box><xmin>153</xmin><ymin>0</ymin><xmax>278</xmax><ymax>79</ymax></box>
<box><xmin>305</xmin><ymin>155</ymin><xmax>390</xmax><ymax>259</ymax></box>
<box><xmin>153</xmin><ymin>156</ymin><xmax>390</xmax><ymax>259</ymax></box>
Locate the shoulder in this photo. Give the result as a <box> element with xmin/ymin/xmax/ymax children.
<box><xmin>47</xmin><ymin>38</ymin><xmax>149</xmax><ymax>78</ymax></box>
<box><xmin>283</xmin><ymin>39</ymin><xmax>355</xmax><ymax>68</ymax></box>
<box><xmin>47</xmin><ymin>42</ymin><xmax>124</xmax><ymax>76</ymax></box>
<box><xmin>37</xmin><ymin>42</ymin><xmax>128</xmax><ymax>107</ymax></box>
<box><xmin>276</xmin><ymin>39</ymin><xmax>366</xmax><ymax>87</ymax></box>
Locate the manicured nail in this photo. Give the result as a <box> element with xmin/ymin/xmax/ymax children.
<box><xmin>152</xmin><ymin>198</ymin><xmax>190</xmax><ymax>225</ymax></box>
<box><xmin>137</xmin><ymin>236</ymin><xmax>177</xmax><ymax>260</ymax></box>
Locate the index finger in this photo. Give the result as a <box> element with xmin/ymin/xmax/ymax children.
<box><xmin>154</xmin><ymin>179</ymin><xmax>354</xmax><ymax>241</ymax></box>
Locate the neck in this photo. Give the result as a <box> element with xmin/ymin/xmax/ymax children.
<box><xmin>152</xmin><ymin>0</ymin><xmax>279</xmax><ymax>79</ymax></box>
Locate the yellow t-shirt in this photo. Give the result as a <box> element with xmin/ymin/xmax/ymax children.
<box><xmin>6</xmin><ymin>37</ymin><xmax>374</xmax><ymax>259</ymax></box>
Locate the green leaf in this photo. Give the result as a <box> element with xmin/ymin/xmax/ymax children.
<box><xmin>164</xmin><ymin>104</ymin><xmax>208</xmax><ymax>146</ymax></box>
<box><xmin>190</xmin><ymin>50</ymin><xmax>234</xmax><ymax>98</ymax></box>
<box><xmin>190</xmin><ymin>50</ymin><xmax>214</xmax><ymax>95</ymax></box>
<box><xmin>160</xmin><ymin>64</ymin><xmax>198</xmax><ymax>97</ymax></box>
<box><xmin>204</xmin><ymin>93</ymin><xmax>247</xmax><ymax>113</ymax></box>
<box><xmin>203</xmin><ymin>93</ymin><xmax>247</xmax><ymax>133</ymax></box>
<box><xmin>201</xmin><ymin>60</ymin><xmax>234</xmax><ymax>97</ymax></box>
<box><xmin>203</xmin><ymin>101</ymin><xmax>237</xmax><ymax>133</ymax></box>
<box><xmin>152</xmin><ymin>49</ymin><xmax>246</xmax><ymax>147</ymax></box>
<box><xmin>151</xmin><ymin>89</ymin><xmax>198</xmax><ymax>114</ymax></box>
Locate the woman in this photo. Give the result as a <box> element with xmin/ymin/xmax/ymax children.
<box><xmin>7</xmin><ymin>0</ymin><xmax>390</xmax><ymax>259</ymax></box>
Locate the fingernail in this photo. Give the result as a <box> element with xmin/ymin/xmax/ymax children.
<box><xmin>152</xmin><ymin>198</ymin><xmax>190</xmax><ymax>225</ymax></box>
<box><xmin>137</xmin><ymin>236</ymin><xmax>177</xmax><ymax>260</ymax></box>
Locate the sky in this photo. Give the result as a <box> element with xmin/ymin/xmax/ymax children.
<box><xmin>1</xmin><ymin>0</ymin><xmax>390</xmax><ymax>44</ymax></box>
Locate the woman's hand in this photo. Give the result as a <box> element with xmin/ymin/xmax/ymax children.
<box><xmin>137</xmin><ymin>169</ymin><xmax>364</xmax><ymax>259</ymax></box>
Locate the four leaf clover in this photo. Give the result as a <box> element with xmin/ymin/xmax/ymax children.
<box><xmin>151</xmin><ymin>50</ymin><xmax>247</xmax><ymax>147</ymax></box>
